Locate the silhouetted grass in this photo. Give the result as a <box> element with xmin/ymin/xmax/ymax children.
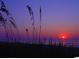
<box><xmin>39</xmin><ymin>6</ymin><xmax>42</xmax><ymax>44</ymax></box>
<box><xmin>0</xmin><ymin>0</ymin><xmax>20</xmax><ymax>42</ymax></box>
<box><xmin>0</xmin><ymin>0</ymin><xmax>10</xmax><ymax>15</ymax></box>
<box><xmin>26</xmin><ymin>5</ymin><xmax>36</xmax><ymax>43</ymax></box>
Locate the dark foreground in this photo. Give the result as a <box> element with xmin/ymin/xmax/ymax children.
<box><xmin>0</xmin><ymin>42</ymin><xmax>79</xmax><ymax>58</ymax></box>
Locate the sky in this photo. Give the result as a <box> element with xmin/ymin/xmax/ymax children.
<box><xmin>0</xmin><ymin>0</ymin><xmax>79</xmax><ymax>46</ymax></box>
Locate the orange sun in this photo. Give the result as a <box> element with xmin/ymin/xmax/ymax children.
<box><xmin>61</xmin><ymin>35</ymin><xmax>66</xmax><ymax>39</ymax></box>
<box><xmin>58</xmin><ymin>32</ymin><xmax>68</xmax><ymax>40</ymax></box>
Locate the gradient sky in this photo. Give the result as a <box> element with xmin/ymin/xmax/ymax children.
<box><xmin>1</xmin><ymin>0</ymin><xmax>79</xmax><ymax>40</ymax></box>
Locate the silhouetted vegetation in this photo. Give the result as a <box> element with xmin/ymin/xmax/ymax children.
<box><xmin>39</xmin><ymin>6</ymin><xmax>42</xmax><ymax>44</ymax></box>
<box><xmin>26</xmin><ymin>5</ymin><xmax>36</xmax><ymax>44</ymax></box>
<box><xmin>0</xmin><ymin>0</ymin><xmax>20</xmax><ymax>42</ymax></box>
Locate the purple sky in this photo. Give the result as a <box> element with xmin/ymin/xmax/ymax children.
<box><xmin>2</xmin><ymin>0</ymin><xmax>79</xmax><ymax>36</ymax></box>
<box><xmin>0</xmin><ymin>0</ymin><xmax>79</xmax><ymax>46</ymax></box>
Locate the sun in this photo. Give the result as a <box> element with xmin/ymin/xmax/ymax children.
<box><xmin>58</xmin><ymin>32</ymin><xmax>67</xmax><ymax>40</ymax></box>
<box><xmin>61</xmin><ymin>35</ymin><xmax>65</xmax><ymax>39</ymax></box>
